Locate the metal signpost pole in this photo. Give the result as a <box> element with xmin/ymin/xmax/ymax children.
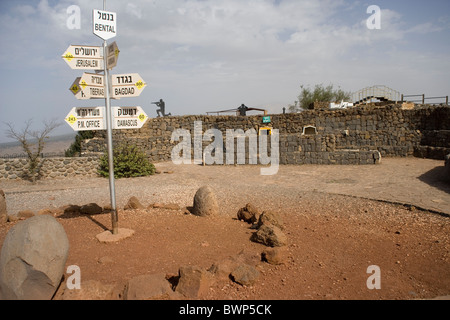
<box><xmin>102</xmin><ymin>0</ymin><xmax>118</xmax><ymax>235</ymax></box>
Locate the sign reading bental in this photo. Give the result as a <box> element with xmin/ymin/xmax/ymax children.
<box><xmin>93</xmin><ymin>9</ymin><xmax>117</xmax><ymax>40</ymax></box>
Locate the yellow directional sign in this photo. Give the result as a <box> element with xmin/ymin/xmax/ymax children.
<box><xmin>66</xmin><ymin>114</ymin><xmax>77</xmax><ymax>125</ymax></box>
<box><xmin>69</xmin><ymin>78</ymin><xmax>89</xmax><ymax>100</ymax></box>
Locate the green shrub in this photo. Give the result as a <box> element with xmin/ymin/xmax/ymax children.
<box><xmin>98</xmin><ymin>143</ymin><xmax>156</xmax><ymax>179</ymax></box>
<box><xmin>65</xmin><ymin>131</ymin><xmax>95</xmax><ymax>157</ymax></box>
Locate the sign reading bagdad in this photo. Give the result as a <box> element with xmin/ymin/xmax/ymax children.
<box><xmin>111</xmin><ymin>73</ymin><xmax>147</xmax><ymax>98</ymax></box>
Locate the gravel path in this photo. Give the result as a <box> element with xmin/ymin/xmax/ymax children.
<box><xmin>1</xmin><ymin>157</ymin><xmax>449</xmax><ymax>217</ymax></box>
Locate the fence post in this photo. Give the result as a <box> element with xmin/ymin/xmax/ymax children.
<box><xmin>446</xmin><ymin>96</ymin><xmax>448</xmax><ymax>105</ymax></box>
<box><xmin>422</xmin><ymin>94</ymin><xmax>425</xmax><ymax>104</ymax></box>
<box><xmin>401</xmin><ymin>94</ymin><xmax>404</xmax><ymax>103</ymax></box>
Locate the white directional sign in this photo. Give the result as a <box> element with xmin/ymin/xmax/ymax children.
<box><xmin>107</xmin><ymin>41</ymin><xmax>120</xmax><ymax>70</ymax></box>
<box><xmin>80</xmin><ymin>73</ymin><xmax>104</xmax><ymax>88</ymax></box>
<box><xmin>64</xmin><ymin>106</ymin><xmax>148</xmax><ymax>131</ymax></box>
<box><xmin>78</xmin><ymin>72</ymin><xmax>107</xmax><ymax>99</ymax></box>
<box><xmin>111</xmin><ymin>73</ymin><xmax>147</xmax><ymax>98</ymax></box>
<box><xmin>65</xmin><ymin>107</ymin><xmax>106</xmax><ymax>131</ymax></box>
<box><xmin>93</xmin><ymin>9</ymin><xmax>117</xmax><ymax>40</ymax></box>
<box><xmin>62</xmin><ymin>45</ymin><xmax>104</xmax><ymax>70</ymax></box>
<box><xmin>112</xmin><ymin>106</ymin><xmax>148</xmax><ymax>129</ymax></box>
<box><xmin>70</xmin><ymin>74</ymin><xmax>119</xmax><ymax>100</ymax></box>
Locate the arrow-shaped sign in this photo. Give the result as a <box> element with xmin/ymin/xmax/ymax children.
<box><xmin>79</xmin><ymin>72</ymin><xmax>106</xmax><ymax>99</ymax></box>
<box><xmin>93</xmin><ymin>9</ymin><xmax>117</xmax><ymax>41</ymax></box>
<box><xmin>111</xmin><ymin>73</ymin><xmax>147</xmax><ymax>98</ymax></box>
<box><xmin>62</xmin><ymin>45</ymin><xmax>104</xmax><ymax>70</ymax></box>
<box><xmin>64</xmin><ymin>107</ymin><xmax>107</xmax><ymax>131</ymax></box>
<box><xmin>69</xmin><ymin>77</ymin><xmax>89</xmax><ymax>100</ymax></box>
<box><xmin>64</xmin><ymin>106</ymin><xmax>149</xmax><ymax>131</ymax></box>
<box><xmin>112</xmin><ymin>106</ymin><xmax>148</xmax><ymax>129</ymax></box>
<box><xmin>106</xmin><ymin>41</ymin><xmax>120</xmax><ymax>70</ymax></box>
<box><xmin>71</xmin><ymin>74</ymin><xmax>119</xmax><ymax>100</ymax></box>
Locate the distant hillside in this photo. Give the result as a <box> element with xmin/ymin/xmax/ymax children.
<box><xmin>0</xmin><ymin>133</ymin><xmax>76</xmax><ymax>157</ymax></box>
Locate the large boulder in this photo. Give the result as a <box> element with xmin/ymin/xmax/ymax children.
<box><xmin>0</xmin><ymin>190</ymin><xmax>7</xmax><ymax>224</ymax></box>
<box><xmin>192</xmin><ymin>186</ymin><xmax>219</xmax><ymax>217</ymax></box>
<box><xmin>0</xmin><ymin>215</ymin><xmax>69</xmax><ymax>300</ymax></box>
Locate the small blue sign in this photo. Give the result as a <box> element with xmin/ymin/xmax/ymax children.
<box><xmin>262</xmin><ymin>116</ymin><xmax>271</xmax><ymax>124</ymax></box>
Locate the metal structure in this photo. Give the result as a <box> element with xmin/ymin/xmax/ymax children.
<box><xmin>352</xmin><ymin>85</ymin><xmax>402</xmax><ymax>105</ymax></box>
<box><xmin>206</xmin><ymin>104</ymin><xmax>268</xmax><ymax>116</ymax></box>
<box><xmin>401</xmin><ymin>94</ymin><xmax>448</xmax><ymax>105</ymax></box>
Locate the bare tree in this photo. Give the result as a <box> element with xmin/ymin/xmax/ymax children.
<box><xmin>4</xmin><ymin>119</ymin><xmax>61</xmax><ymax>181</ymax></box>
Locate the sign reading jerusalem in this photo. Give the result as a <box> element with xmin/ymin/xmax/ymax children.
<box><xmin>93</xmin><ymin>9</ymin><xmax>117</xmax><ymax>40</ymax></box>
<box><xmin>62</xmin><ymin>45</ymin><xmax>104</xmax><ymax>70</ymax></box>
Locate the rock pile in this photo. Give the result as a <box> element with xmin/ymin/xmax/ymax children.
<box><xmin>237</xmin><ymin>203</ymin><xmax>289</xmax><ymax>264</ymax></box>
<box><xmin>1</xmin><ymin>186</ymin><xmax>291</xmax><ymax>300</ymax></box>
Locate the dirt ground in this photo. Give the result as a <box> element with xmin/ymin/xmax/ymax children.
<box><xmin>0</xmin><ymin>158</ymin><xmax>449</xmax><ymax>300</ymax></box>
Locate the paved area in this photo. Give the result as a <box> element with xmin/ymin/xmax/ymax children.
<box><xmin>265</xmin><ymin>157</ymin><xmax>450</xmax><ymax>215</ymax></box>
<box><xmin>1</xmin><ymin>157</ymin><xmax>449</xmax><ymax>216</ymax></box>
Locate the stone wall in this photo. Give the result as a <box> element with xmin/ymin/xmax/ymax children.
<box><xmin>0</xmin><ymin>157</ymin><xmax>100</xmax><ymax>180</ymax></box>
<box><xmin>82</xmin><ymin>104</ymin><xmax>450</xmax><ymax>164</ymax></box>
<box><xmin>2</xmin><ymin>104</ymin><xmax>448</xmax><ymax>180</ymax></box>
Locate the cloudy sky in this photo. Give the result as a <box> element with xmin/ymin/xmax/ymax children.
<box><xmin>0</xmin><ymin>0</ymin><xmax>449</xmax><ymax>142</ymax></box>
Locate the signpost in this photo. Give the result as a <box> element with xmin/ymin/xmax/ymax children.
<box><xmin>63</xmin><ymin>1</ymin><xmax>148</xmax><ymax>235</ymax></box>
<box><xmin>95</xmin><ymin>5</ymin><xmax>119</xmax><ymax>235</ymax></box>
